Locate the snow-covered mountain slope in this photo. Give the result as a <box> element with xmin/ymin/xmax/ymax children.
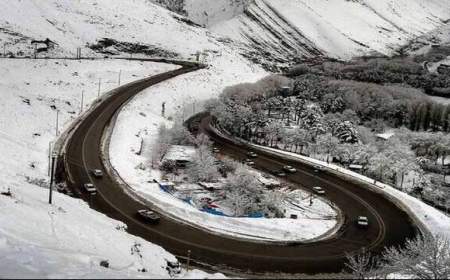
<box><xmin>0</xmin><ymin>0</ymin><xmax>227</xmax><ymax>59</ymax></box>
<box><xmin>213</xmin><ymin>0</ymin><xmax>450</xmax><ymax>59</ymax></box>
<box><xmin>155</xmin><ymin>0</ymin><xmax>450</xmax><ymax>61</ymax></box>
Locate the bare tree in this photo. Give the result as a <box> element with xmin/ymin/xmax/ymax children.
<box><xmin>345</xmin><ymin>248</ymin><xmax>382</xmax><ymax>279</ymax></box>
<box><xmin>382</xmin><ymin>235</ymin><xmax>450</xmax><ymax>279</ymax></box>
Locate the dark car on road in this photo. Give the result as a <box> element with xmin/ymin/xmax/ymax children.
<box><xmin>247</xmin><ymin>151</ymin><xmax>258</xmax><ymax>158</ymax></box>
<box><xmin>243</xmin><ymin>159</ymin><xmax>255</xmax><ymax>166</ymax></box>
<box><xmin>271</xmin><ymin>170</ymin><xmax>287</xmax><ymax>177</ymax></box>
<box><xmin>137</xmin><ymin>209</ymin><xmax>161</xmax><ymax>224</ymax></box>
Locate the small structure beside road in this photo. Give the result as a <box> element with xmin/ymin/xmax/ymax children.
<box><xmin>162</xmin><ymin>145</ymin><xmax>196</xmax><ymax>168</ymax></box>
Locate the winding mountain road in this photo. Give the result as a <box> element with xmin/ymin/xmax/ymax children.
<box><xmin>62</xmin><ymin>64</ymin><xmax>419</xmax><ymax>275</ymax></box>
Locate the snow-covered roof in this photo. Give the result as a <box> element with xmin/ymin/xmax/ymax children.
<box><xmin>376</xmin><ymin>131</ymin><xmax>395</xmax><ymax>140</ymax></box>
<box><xmin>445</xmin><ymin>176</ymin><xmax>450</xmax><ymax>186</ymax></box>
<box><xmin>257</xmin><ymin>175</ymin><xmax>281</xmax><ymax>187</ymax></box>
<box><xmin>163</xmin><ymin>145</ymin><xmax>196</xmax><ymax>162</ymax></box>
<box><xmin>349</xmin><ymin>164</ymin><xmax>363</xmax><ymax>170</ymax></box>
<box><xmin>437</xmin><ymin>155</ymin><xmax>450</xmax><ymax>166</ymax></box>
<box><xmin>199</xmin><ymin>182</ymin><xmax>224</xmax><ymax>190</ymax></box>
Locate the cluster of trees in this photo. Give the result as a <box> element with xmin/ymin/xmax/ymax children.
<box><xmin>222</xmin><ymin>167</ymin><xmax>285</xmax><ymax>218</ymax></box>
<box><xmin>345</xmin><ymin>234</ymin><xmax>450</xmax><ymax>279</ymax></box>
<box><xmin>292</xmin><ymin>75</ymin><xmax>450</xmax><ymax>133</ymax></box>
<box><xmin>151</xmin><ymin>120</ymin><xmax>285</xmax><ymax>218</ymax></box>
<box><xmin>209</xmin><ymin>65</ymin><xmax>450</xmax><ymax>210</ymax></box>
<box><xmin>291</xmin><ymin>56</ymin><xmax>450</xmax><ymax>98</ymax></box>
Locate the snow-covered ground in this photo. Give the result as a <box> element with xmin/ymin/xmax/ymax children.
<box><xmin>0</xmin><ymin>180</ymin><xmax>224</xmax><ymax>279</ymax></box>
<box><xmin>0</xmin><ymin>58</ymin><xmax>226</xmax><ymax>278</ymax></box>
<box><xmin>108</xmin><ymin>47</ymin><xmax>340</xmax><ymax>243</ymax></box>
<box><xmin>0</xmin><ymin>58</ymin><xmax>177</xmax><ymax>186</ymax></box>
<box><xmin>1</xmin><ymin>0</ymin><xmax>449</xmax><ymax>276</ymax></box>
<box><xmin>0</xmin><ymin>0</ymin><xmax>234</xmax><ymax>60</ymax></box>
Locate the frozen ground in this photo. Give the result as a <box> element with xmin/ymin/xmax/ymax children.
<box><xmin>0</xmin><ymin>58</ymin><xmax>224</xmax><ymax>278</ymax></box>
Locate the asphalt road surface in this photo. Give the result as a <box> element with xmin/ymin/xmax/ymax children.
<box><xmin>64</xmin><ymin>65</ymin><xmax>418</xmax><ymax>276</ymax></box>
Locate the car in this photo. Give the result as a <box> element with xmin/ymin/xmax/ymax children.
<box><xmin>243</xmin><ymin>159</ymin><xmax>255</xmax><ymax>166</ymax></box>
<box><xmin>246</xmin><ymin>151</ymin><xmax>258</xmax><ymax>158</ymax></box>
<box><xmin>83</xmin><ymin>183</ymin><xmax>96</xmax><ymax>194</ymax></box>
<box><xmin>357</xmin><ymin>216</ymin><xmax>369</xmax><ymax>228</ymax></box>
<box><xmin>91</xmin><ymin>169</ymin><xmax>103</xmax><ymax>178</ymax></box>
<box><xmin>314</xmin><ymin>165</ymin><xmax>325</xmax><ymax>173</ymax></box>
<box><xmin>137</xmin><ymin>209</ymin><xmax>161</xmax><ymax>223</ymax></box>
<box><xmin>271</xmin><ymin>170</ymin><xmax>287</xmax><ymax>177</ymax></box>
<box><xmin>312</xmin><ymin>186</ymin><xmax>326</xmax><ymax>195</ymax></box>
<box><xmin>283</xmin><ymin>165</ymin><xmax>297</xmax><ymax>173</ymax></box>
<box><xmin>212</xmin><ymin>147</ymin><xmax>220</xmax><ymax>153</ymax></box>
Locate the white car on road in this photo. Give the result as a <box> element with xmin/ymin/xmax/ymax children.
<box><xmin>313</xmin><ymin>186</ymin><xmax>325</xmax><ymax>195</ymax></box>
<box><xmin>357</xmin><ymin>216</ymin><xmax>369</xmax><ymax>228</ymax></box>
<box><xmin>83</xmin><ymin>183</ymin><xmax>96</xmax><ymax>194</ymax></box>
<box><xmin>283</xmin><ymin>165</ymin><xmax>297</xmax><ymax>173</ymax></box>
<box><xmin>91</xmin><ymin>169</ymin><xmax>103</xmax><ymax>178</ymax></box>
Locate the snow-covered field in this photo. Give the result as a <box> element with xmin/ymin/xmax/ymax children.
<box><xmin>0</xmin><ymin>180</ymin><xmax>220</xmax><ymax>279</ymax></box>
<box><xmin>0</xmin><ymin>0</ymin><xmax>234</xmax><ymax>60</ymax></box>
<box><xmin>0</xmin><ymin>58</ymin><xmax>177</xmax><ymax>186</ymax></box>
<box><xmin>0</xmin><ymin>58</ymin><xmax>226</xmax><ymax>278</ymax></box>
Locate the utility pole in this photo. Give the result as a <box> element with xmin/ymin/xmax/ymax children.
<box><xmin>161</xmin><ymin>102</ymin><xmax>166</xmax><ymax>118</ymax></box>
<box><xmin>182</xmin><ymin>100</ymin><xmax>185</xmax><ymax>123</ymax></box>
<box><xmin>98</xmin><ymin>78</ymin><xmax>101</xmax><ymax>98</ymax></box>
<box><xmin>55</xmin><ymin>110</ymin><xmax>59</xmax><ymax>136</ymax></box>
<box><xmin>48</xmin><ymin>141</ymin><xmax>53</xmax><ymax>176</ymax></box>
<box><xmin>76</xmin><ymin>47</ymin><xmax>82</xmax><ymax>59</ymax></box>
<box><xmin>186</xmin><ymin>250</ymin><xmax>191</xmax><ymax>271</ymax></box>
<box><xmin>33</xmin><ymin>43</ymin><xmax>37</xmax><ymax>59</ymax></box>
<box><xmin>49</xmin><ymin>152</ymin><xmax>57</xmax><ymax>204</ymax></box>
<box><xmin>80</xmin><ymin>90</ymin><xmax>84</xmax><ymax>114</ymax></box>
<box><xmin>118</xmin><ymin>70</ymin><xmax>122</xmax><ymax>86</ymax></box>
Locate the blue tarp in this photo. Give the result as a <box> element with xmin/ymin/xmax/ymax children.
<box><xmin>247</xmin><ymin>212</ymin><xmax>264</xmax><ymax>218</ymax></box>
<box><xmin>201</xmin><ymin>207</ymin><xmax>228</xmax><ymax>216</ymax></box>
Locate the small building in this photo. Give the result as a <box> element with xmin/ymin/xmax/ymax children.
<box><xmin>437</xmin><ymin>64</ymin><xmax>450</xmax><ymax>75</ymax></box>
<box><xmin>445</xmin><ymin>176</ymin><xmax>450</xmax><ymax>187</ymax></box>
<box><xmin>199</xmin><ymin>182</ymin><xmax>224</xmax><ymax>192</ymax></box>
<box><xmin>31</xmin><ymin>38</ymin><xmax>57</xmax><ymax>53</ymax></box>
<box><xmin>157</xmin><ymin>180</ymin><xmax>176</xmax><ymax>193</ymax></box>
<box><xmin>257</xmin><ymin>176</ymin><xmax>281</xmax><ymax>188</ymax></box>
<box><xmin>162</xmin><ymin>145</ymin><xmax>196</xmax><ymax>168</ymax></box>
<box><xmin>349</xmin><ymin>164</ymin><xmax>364</xmax><ymax>171</ymax></box>
<box><xmin>375</xmin><ymin>131</ymin><xmax>395</xmax><ymax>141</ymax></box>
<box><xmin>279</xmin><ymin>86</ymin><xmax>291</xmax><ymax>98</ymax></box>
